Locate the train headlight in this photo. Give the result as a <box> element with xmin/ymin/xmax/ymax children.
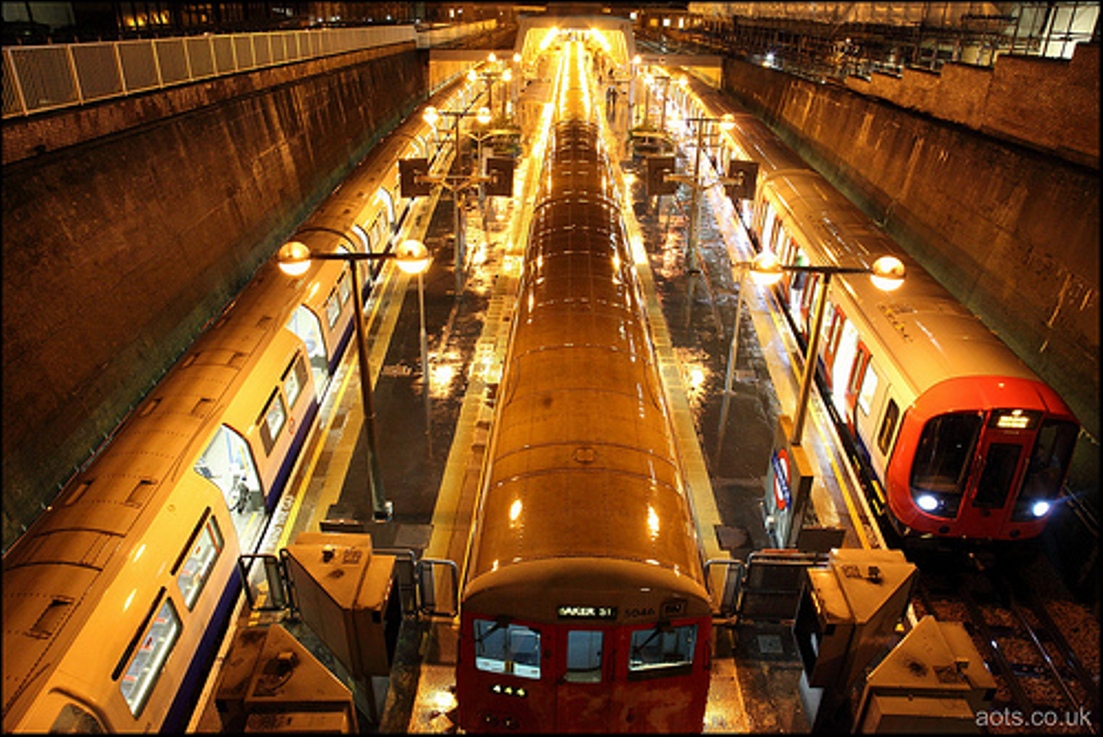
<box><xmin>1031</xmin><ymin>500</ymin><xmax>1051</xmax><ymax>518</ymax></box>
<box><xmin>916</xmin><ymin>494</ymin><xmax>939</xmax><ymax>512</ymax></box>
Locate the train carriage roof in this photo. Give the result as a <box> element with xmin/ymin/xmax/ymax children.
<box><xmin>476</xmin><ymin>465</ymin><xmax>698</xmax><ymax>566</ymax></box>
<box><xmin>768</xmin><ymin>172</ymin><xmax>1043</xmax><ymax>392</ymax></box>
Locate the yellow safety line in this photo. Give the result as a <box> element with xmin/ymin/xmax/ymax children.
<box><xmin>277</xmin><ymin>325</ymin><xmax>362</xmax><ymax>548</ymax></box>
<box><xmin>830</xmin><ymin>456</ymin><xmax>871</xmax><ymax>549</ymax></box>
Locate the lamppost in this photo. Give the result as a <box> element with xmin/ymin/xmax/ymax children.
<box><xmin>656</xmin><ymin>72</ymin><xmax>672</xmax><ymax>131</ymax></box>
<box><xmin>468</xmin><ymin>54</ymin><xmax>513</xmax><ymax>123</ymax></box>
<box><xmin>664</xmin><ymin>112</ymin><xmax>735</xmax><ymax>328</ymax></box>
<box><xmin>421</xmin><ymin>104</ymin><xmax>492</xmax><ymax>295</ymax></box>
<box><xmin>277</xmin><ymin>231</ymin><xmax>430</xmax><ymax>521</ymax></box>
<box><xmin>510</xmin><ymin>52</ymin><xmax>521</xmax><ymax>113</ymax></box>
<box><xmin>639</xmin><ymin>70</ymin><xmax>653</xmax><ymax>128</ymax></box>
<box><xmin>630</xmin><ymin>54</ymin><xmax>641</xmax><ymax>126</ymax></box>
<box><xmin>715</xmin><ymin>251</ymin><xmax>906</xmax><ymax>453</ymax></box>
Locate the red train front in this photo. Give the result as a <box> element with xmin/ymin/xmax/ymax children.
<box><xmin>885</xmin><ymin>377</ymin><xmax>1079</xmax><ymax>540</ymax></box>
<box><xmin>458</xmin><ymin>563</ymin><xmax>713</xmax><ymax>732</ymax></box>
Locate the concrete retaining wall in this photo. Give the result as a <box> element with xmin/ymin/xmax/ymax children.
<box><xmin>1</xmin><ymin>46</ymin><xmax>428</xmax><ymax>548</ymax></box>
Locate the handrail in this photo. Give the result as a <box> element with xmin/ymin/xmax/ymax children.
<box><xmin>2</xmin><ymin>20</ymin><xmax>497</xmax><ymax>119</ymax></box>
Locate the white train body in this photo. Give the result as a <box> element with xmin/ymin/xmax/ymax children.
<box><xmin>679</xmin><ymin>77</ymin><xmax>1077</xmax><ymax>541</ymax></box>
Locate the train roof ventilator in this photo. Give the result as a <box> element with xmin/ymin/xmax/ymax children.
<box><xmin>792</xmin><ymin>548</ymin><xmax>916</xmax><ymax>732</ymax></box>
<box><xmin>854</xmin><ymin>614</ymin><xmax>996</xmax><ymax>733</ymax></box>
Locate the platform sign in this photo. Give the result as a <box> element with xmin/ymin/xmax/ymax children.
<box><xmin>725</xmin><ymin>159</ymin><xmax>758</xmax><ymax>202</ymax></box>
<box><xmin>763</xmin><ymin>415</ymin><xmax>815</xmax><ymax>548</ymax></box>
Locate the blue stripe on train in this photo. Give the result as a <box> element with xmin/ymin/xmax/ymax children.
<box><xmin>162</xmin><ymin>391</ymin><xmax>319</xmax><ymax>731</ymax></box>
<box><xmin>162</xmin><ymin>575</ymin><xmax>240</xmax><ymax>732</ymax></box>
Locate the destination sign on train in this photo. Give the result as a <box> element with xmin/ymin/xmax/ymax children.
<box><xmin>557</xmin><ymin>605</ymin><xmax>617</xmax><ymax>619</ymax></box>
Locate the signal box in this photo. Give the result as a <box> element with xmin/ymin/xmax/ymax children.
<box><xmin>399</xmin><ymin>158</ymin><xmax>431</xmax><ymax>198</ymax></box>
<box><xmin>281</xmin><ymin>532</ymin><xmax>402</xmax><ymax>679</ymax></box>
<box><xmin>854</xmin><ymin>615</ymin><xmax>996</xmax><ymax>733</ymax></box>
<box><xmin>486</xmin><ymin>157</ymin><xmax>515</xmax><ymax>196</ymax></box>
<box><xmin>645</xmin><ymin>155</ymin><xmax>677</xmax><ymax>196</ymax></box>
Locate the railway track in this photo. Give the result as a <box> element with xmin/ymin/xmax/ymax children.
<box><xmin>913</xmin><ymin>554</ymin><xmax>1099</xmax><ymax>734</ymax></box>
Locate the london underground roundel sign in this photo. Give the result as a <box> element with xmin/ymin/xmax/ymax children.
<box><xmin>772</xmin><ymin>447</ymin><xmax>791</xmax><ymax>512</ymax></box>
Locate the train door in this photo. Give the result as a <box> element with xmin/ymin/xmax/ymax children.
<box><xmin>799</xmin><ymin>273</ymin><xmax>820</xmax><ymax>337</ymax></box>
<box><xmin>829</xmin><ymin>320</ymin><xmax>860</xmax><ymax>416</ymax></box>
<box><xmin>194</xmin><ymin>425</ymin><xmax>266</xmax><ymax>554</ymax></box>
<box><xmin>760</xmin><ymin>203</ymin><xmax>778</xmax><ymax>255</ymax></box>
<box><xmin>866</xmin><ymin>393</ymin><xmax>899</xmax><ymax>499</ymax></box>
<box><xmin>959</xmin><ymin>426</ymin><xmax>1029</xmax><ymax>531</ymax></box>
<box><xmin>286</xmin><ymin>305</ymin><xmax>329</xmax><ymax>388</ymax></box>
<box><xmin>822</xmin><ymin>307</ymin><xmax>846</xmax><ymax>386</ymax></box>
<box><xmin>28</xmin><ymin>693</ymin><xmax>110</xmax><ymax>733</ymax></box>
<box><xmin>843</xmin><ymin>343</ymin><xmax>873</xmax><ymax>432</ymax></box>
<box><xmin>556</xmin><ymin>629</ymin><xmax>612</xmax><ymax>731</ymax></box>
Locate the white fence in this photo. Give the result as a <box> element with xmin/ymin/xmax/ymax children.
<box><xmin>3</xmin><ymin>20</ymin><xmax>496</xmax><ymax>119</ymax></box>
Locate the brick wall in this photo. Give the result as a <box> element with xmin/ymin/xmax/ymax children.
<box><xmin>1</xmin><ymin>46</ymin><xmax>428</xmax><ymax>548</ymax></box>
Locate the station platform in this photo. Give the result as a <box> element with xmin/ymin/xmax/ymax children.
<box><xmin>189</xmin><ymin>69</ymin><xmax>883</xmax><ymax>734</ymax></box>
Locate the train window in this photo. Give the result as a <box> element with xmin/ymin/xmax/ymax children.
<box><xmin>375</xmin><ymin>186</ymin><xmax>396</xmax><ymax>228</ymax></box>
<box><xmin>337</xmin><ymin>270</ymin><xmax>352</xmax><ymax>304</ymax></box>
<box><xmin>973</xmin><ymin>443</ymin><xmax>1021</xmax><ymax>509</ymax></box>
<box><xmin>286</xmin><ymin>306</ymin><xmax>329</xmax><ymax>387</ymax></box>
<box><xmin>325</xmin><ymin>287</ymin><xmax>342</xmax><ymax>328</ymax></box>
<box><xmin>910</xmin><ymin>413</ymin><xmax>982</xmax><ymax>497</ymax></box>
<box><xmin>175</xmin><ymin>514</ymin><xmax>224</xmax><ymax>609</ymax></box>
<box><xmin>1014</xmin><ymin>419</ymin><xmax>1077</xmax><ymax>521</ymax></box>
<box><xmin>877</xmin><ymin>400</ymin><xmax>899</xmax><ymax>455</ymax></box>
<box><xmin>351</xmin><ymin>222</ymin><xmax>371</xmax><ymax>252</ymax></box>
<box><xmin>259</xmin><ymin>391</ymin><xmax>287</xmax><ymax>455</ymax></box>
<box><xmin>772</xmin><ymin>224</ymin><xmax>788</xmax><ymax>257</ymax></box>
<box><xmin>50</xmin><ymin>703</ymin><xmax>104</xmax><ymax>733</ymax></box>
<box><xmin>761</xmin><ymin>205</ymin><xmax>777</xmax><ymax>252</ymax></box>
<box><xmin>565</xmin><ymin>630</ymin><xmax>604</xmax><ymax>683</ymax></box>
<box><xmin>473</xmin><ymin>619</ymin><xmax>542</xmax><ymax>680</ymax></box>
<box><xmin>817</xmin><ymin>294</ymin><xmax>835</xmax><ymax>348</ymax></box>
<box><xmin>119</xmin><ymin>596</ymin><xmax>181</xmax><ymax>716</ymax></box>
<box><xmin>282</xmin><ymin>353</ymin><xmax>308</xmax><ymax>408</ymax></box>
<box><xmin>857</xmin><ymin>364</ymin><xmax>878</xmax><ymax>415</ymax></box>
<box><xmin>627</xmin><ymin>623</ymin><xmax>696</xmax><ymax>679</ymax></box>
<box><xmin>194</xmin><ymin>425</ymin><xmax>263</xmax><ymax>518</ymax></box>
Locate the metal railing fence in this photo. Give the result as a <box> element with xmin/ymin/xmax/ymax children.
<box><xmin>3</xmin><ymin>20</ymin><xmax>496</xmax><ymax>119</ymax></box>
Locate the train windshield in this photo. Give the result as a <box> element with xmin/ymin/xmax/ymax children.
<box><xmin>1013</xmin><ymin>419</ymin><xmax>1078</xmax><ymax>521</ymax></box>
<box><xmin>627</xmin><ymin>623</ymin><xmax>696</xmax><ymax>679</ymax></box>
<box><xmin>473</xmin><ymin>619</ymin><xmax>542</xmax><ymax>680</ymax></box>
<box><xmin>910</xmin><ymin>412</ymin><xmax>982</xmax><ymax>517</ymax></box>
<box><xmin>565</xmin><ymin>630</ymin><xmax>604</xmax><ymax>683</ymax></box>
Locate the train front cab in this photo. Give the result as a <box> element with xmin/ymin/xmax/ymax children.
<box><xmin>457</xmin><ymin>568</ymin><xmax>712</xmax><ymax>733</ymax></box>
<box><xmin>886</xmin><ymin>377</ymin><xmax>1078</xmax><ymax>540</ymax></box>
